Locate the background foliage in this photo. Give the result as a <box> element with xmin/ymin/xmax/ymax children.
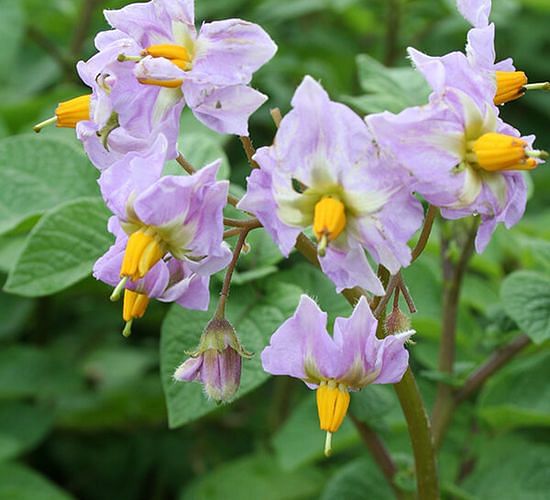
<box><xmin>0</xmin><ymin>0</ymin><xmax>550</xmax><ymax>498</ymax></box>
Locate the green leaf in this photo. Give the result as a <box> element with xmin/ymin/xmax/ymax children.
<box><xmin>0</xmin><ymin>462</ymin><xmax>74</xmax><ymax>500</ymax></box>
<box><xmin>320</xmin><ymin>457</ymin><xmax>394</xmax><ymax>500</ymax></box>
<box><xmin>161</xmin><ymin>282</ymin><xmax>302</xmax><ymax>428</ymax></box>
<box><xmin>181</xmin><ymin>453</ymin><xmax>324</xmax><ymax>500</ymax></box>
<box><xmin>272</xmin><ymin>395</ymin><xmax>359</xmax><ymax>471</ymax></box>
<box><xmin>0</xmin><ymin>402</ymin><xmax>54</xmax><ymax>461</ymax></box>
<box><xmin>501</xmin><ymin>271</ymin><xmax>550</xmax><ymax>343</ymax></box>
<box><xmin>463</xmin><ymin>435</ymin><xmax>550</xmax><ymax>499</ymax></box>
<box><xmin>4</xmin><ymin>197</ymin><xmax>111</xmax><ymax>297</ymax></box>
<box><xmin>478</xmin><ymin>351</ymin><xmax>550</xmax><ymax>429</ymax></box>
<box><xmin>0</xmin><ymin>136</ymin><xmax>98</xmax><ymax>235</ymax></box>
<box><xmin>0</xmin><ymin>0</ymin><xmax>24</xmax><ymax>82</ymax></box>
<box><xmin>344</xmin><ymin>54</ymin><xmax>431</xmax><ymax>114</ymax></box>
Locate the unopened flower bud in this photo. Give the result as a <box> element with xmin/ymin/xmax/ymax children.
<box><xmin>173</xmin><ymin>318</ymin><xmax>251</xmax><ymax>403</ymax></box>
<box><xmin>384</xmin><ymin>308</ymin><xmax>413</xmax><ymax>341</ymax></box>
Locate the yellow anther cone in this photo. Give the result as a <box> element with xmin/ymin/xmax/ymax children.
<box><xmin>120</xmin><ymin>230</ymin><xmax>164</xmax><ymax>281</ymax></box>
<box><xmin>122</xmin><ymin>289</ymin><xmax>150</xmax><ymax>322</ymax></box>
<box><xmin>316</xmin><ymin>382</ymin><xmax>350</xmax><ymax>456</ymax></box>
<box><xmin>495</xmin><ymin>71</ymin><xmax>528</xmax><ymax>105</ymax></box>
<box><xmin>145</xmin><ymin>44</ymin><xmax>191</xmax><ymax>63</ymax></box>
<box><xmin>55</xmin><ymin>95</ymin><xmax>92</xmax><ymax>128</ymax></box>
<box><xmin>471</xmin><ymin>133</ymin><xmax>537</xmax><ymax>172</ymax></box>
<box><xmin>313</xmin><ymin>196</ymin><xmax>346</xmax><ymax>257</ymax></box>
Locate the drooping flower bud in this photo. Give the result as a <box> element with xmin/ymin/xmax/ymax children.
<box><xmin>174</xmin><ymin>317</ymin><xmax>251</xmax><ymax>403</ymax></box>
<box><xmin>384</xmin><ymin>307</ymin><xmax>412</xmax><ymax>337</ymax></box>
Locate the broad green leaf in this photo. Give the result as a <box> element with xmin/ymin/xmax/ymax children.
<box><xmin>344</xmin><ymin>54</ymin><xmax>431</xmax><ymax>114</ymax></box>
<box><xmin>501</xmin><ymin>271</ymin><xmax>550</xmax><ymax>343</ymax></box>
<box><xmin>0</xmin><ymin>462</ymin><xmax>74</xmax><ymax>500</ymax></box>
<box><xmin>272</xmin><ymin>394</ymin><xmax>359</xmax><ymax>471</ymax></box>
<box><xmin>463</xmin><ymin>435</ymin><xmax>550</xmax><ymax>499</ymax></box>
<box><xmin>181</xmin><ymin>453</ymin><xmax>324</xmax><ymax>500</ymax></box>
<box><xmin>320</xmin><ymin>457</ymin><xmax>393</xmax><ymax>500</ymax></box>
<box><xmin>0</xmin><ymin>1</ymin><xmax>24</xmax><ymax>82</ymax></box>
<box><xmin>478</xmin><ymin>351</ymin><xmax>550</xmax><ymax>429</ymax></box>
<box><xmin>0</xmin><ymin>136</ymin><xmax>98</xmax><ymax>235</ymax></box>
<box><xmin>4</xmin><ymin>197</ymin><xmax>111</xmax><ymax>297</ymax></box>
<box><xmin>0</xmin><ymin>402</ymin><xmax>54</xmax><ymax>461</ymax></box>
<box><xmin>161</xmin><ymin>282</ymin><xmax>302</xmax><ymax>428</ymax></box>
<box><xmin>0</xmin><ymin>233</ymin><xmax>26</xmax><ymax>273</ymax></box>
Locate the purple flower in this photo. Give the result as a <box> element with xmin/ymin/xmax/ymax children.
<box><xmin>368</xmin><ymin>88</ymin><xmax>546</xmax><ymax>252</ymax></box>
<box><xmin>76</xmin><ymin>32</ymin><xmax>184</xmax><ymax>170</ymax></box>
<box><xmin>238</xmin><ymin>76</ymin><xmax>423</xmax><ymax>295</ymax></box>
<box><xmin>408</xmin><ymin>0</ymin><xmax>528</xmax><ymax>108</ymax></box>
<box><xmin>174</xmin><ymin>317</ymin><xmax>250</xmax><ymax>402</ymax></box>
<box><xmin>93</xmin><ymin>216</ymin><xmax>231</xmax><ymax>335</ymax></box>
<box><xmin>261</xmin><ymin>295</ymin><xmax>413</xmax><ymax>455</ymax></box>
<box><xmin>103</xmin><ymin>0</ymin><xmax>277</xmax><ymax>136</ymax></box>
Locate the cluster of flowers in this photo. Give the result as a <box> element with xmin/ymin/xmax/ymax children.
<box><xmin>35</xmin><ymin>0</ymin><xmax>546</xmax><ymax>455</ymax></box>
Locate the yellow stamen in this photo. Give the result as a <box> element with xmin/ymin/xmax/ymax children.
<box><xmin>122</xmin><ymin>289</ymin><xmax>150</xmax><ymax>322</ymax></box>
<box><xmin>469</xmin><ymin>132</ymin><xmax>539</xmax><ymax>172</ymax></box>
<box><xmin>144</xmin><ymin>44</ymin><xmax>191</xmax><ymax>63</ymax></box>
<box><xmin>316</xmin><ymin>380</ymin><xmax>350</xmax><ymax>456</ymax></box>
<box><xmin>120</xmin><ymin>229</ymin><xmax>165</xmax><ymax>281</ymax></box>
<box><xmin>33</xmin><ymin>94</ymin><xmax>91</xmax><ymax>132</ymax></box>
<box><xmin>313</xmin><ymin>196</ymin><xmax>346</xmax><ymax>256</ymax></box>
<box><xmin>495</xmin><ymin>71</ymin><xmax>528</xmax><ymax>105</ymax></box>
<box><xmin>138</xmin><ymin>78</ymin><xmax>184</xmax><ymax>88</ymax></box>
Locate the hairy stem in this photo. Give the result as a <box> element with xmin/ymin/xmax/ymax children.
<box><xmin>240</xmin><ymin>136</ymin><xmax>260</xmax><ymax>169</ymax></box>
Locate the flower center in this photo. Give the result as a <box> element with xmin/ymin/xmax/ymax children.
<box><xmin>313</xmin><ymin>196</ymin><xmax>346</xmax><ymax>257</ymax></box>
<box><xmin>467</xmin><ymin>132</ymin><xmax>538</xmax><ymax>172</ymax></box>
<box><xmin>316</xmin><ymin>380</ymin><xmax>350</xmax><ymax>456</ymax></box>
<box><xmin>138</xmin><ymin>43</ymin><xmax>192</xmax><ymax>88</ymax></box>
<box><xmin>120</xmin><ymin>228</ymin><xmax>165</xmax><ymax>282</ymax></box>
<box><xmin>495</xmin><ymin>71</ymin><xmax>528</xmax><ymax>106</ymax></box>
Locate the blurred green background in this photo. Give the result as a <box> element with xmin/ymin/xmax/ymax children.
<box><xmin>1</xmin><ymin>0</ymin><xmax>550</xmax><ymax>499</ymax></box>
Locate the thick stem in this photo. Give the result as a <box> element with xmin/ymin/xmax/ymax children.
<box><xmin>431</xmin><ymin>221</ymin><xmax>476</xmax><ymax>449</ymax></box>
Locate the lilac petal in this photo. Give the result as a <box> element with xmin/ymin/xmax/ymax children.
<box><xmin>332</xmin><ymin>297</ymin><xmax>380</xmax><ymax>382</ymax></box>
<box><xmin>186</xmin><ymin>242</ymin><xmax>232</xmax><ymax>276</ymax></box>
<box><xmin>173</xmin><ymin>274</ymin><xmax>210</xmax><ymax>311</ymax></box>
<box><xmin>237</xmin><ymin>147</ymin><xmax>301</xmax><ymax>257</ymax></box>
<box><xmin>134</xmin><ymin>56</ymin><xmax>186</xmax><ymax>83</ymax></box>
<box><xmin>138</xmin><ymin>260</ymin><xmax>171</xmax><ymax>298</ymax></box>
<box><xmin>466</xmin><ymin>25</ymin><xmax>497</xmax><ymax>71</ymax></box>
<box><xmin>320</xmin><ymin>245</ymin><xmax>384</xmax><ymax>295</ymax></box>
<box><xmin>174</xmin><ymin>355</ymin><xmax>203</xmax><ymax>381</ymax></box>
<box><xmin>457</xmin><ymin>0</ymin><xmax>491</xmax><ymax>27</ymax></box>
<box><xmin>104</xmin><ymin>1</ymin><xmax>174</xmax><ymax>48</ymax></box>
<box><xmin>373</xmin><ymin>331</ymin><xmax>413</xmax><ymax>384</ymax></box>
<box><xmin>352</xmin><ymin>188</ymin><xmax>423</xmax><ymax>275</ymax></box>
<box><xmin>98</xmin><ymin>135</ymin><xmax>167</xmax><ymax>218</ymax></box>
<box><xmin>183</xmin><ymin>82</ymin><xmax>267</xmax><ymax>136</ymax></box>
<box><xmin>94</xmin><ymin>29</ymin><xmax>129</xmax><ymax>51</ymax></box>
<box><xmin>192</xmin><ymin>19</ymin><xmax>277</xmax><ymax>86</ymax></box>
<box><xmin>93</xmin><ymin>236</ymin><xmax>126</xmax><ymax>286</ymax></box>
<box><xmin>261</xmin><ymin>295</ymin><xmax>338</xmax><ymax>383</ymax></box>
<box><xmin>162</xmin><ymin>0</ymin><xmax>195</xmax><ymax>30</ymax></box>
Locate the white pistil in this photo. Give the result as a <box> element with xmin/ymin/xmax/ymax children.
<box><xmin>110</xmin><ymin>276</ymin><xmax>129</xmax><ymax>302</ymax></box>
<box><xmin>523</xmin><ymin>82</ymin><xmax>550</xmax><ymax>92</ymax></box>
<box><xmin>117</xmin><ymin>54</ymin><xmax>143</xmax><ymax>63</ymax></box>
<box><xmin>33</xmin><ymin>116</ymin><xmax>57</xmax><ymax>133</ymax></box>
<box><xmin>526</xmin><ymin>149</ymin><xmax>549</xmax><ymax>160</ymax></box>
<box><xmin>317</xmin><ymin>234</ymin><xmax>328</xmax><ymax>258</ymax></box>
<box><xmin>324</xmin><ymin>432</ymin><xmax>333</xmax><ymax>457</ymax></box>
<box><xmin>122</xmin><ymin>320</ymin><xmax>133</xmax><ymax>338</ymax></box>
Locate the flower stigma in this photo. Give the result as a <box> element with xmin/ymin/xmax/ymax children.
<box><xmin>33</xmin><ymin>95</ymin><xmax>91</xmax><ymax>132</ymax></box>
<box><xmin>120</xmin><ymin>228</ymin><xmax>165</xmax><ymax>281</ymax></box>
<box><xmin>316</xmin><ymin>380</ymin><xmax>351</xmax><ymax>457</ymax></box>
<box><xmin>466</xmin><ymin>132</ymin><xmax>547</xmax><ymax>172</ymax></box>
<box><xmin>313</xmin><ymin>196</ymin><xmax>346</xmax><ymax>257</ymax></box>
